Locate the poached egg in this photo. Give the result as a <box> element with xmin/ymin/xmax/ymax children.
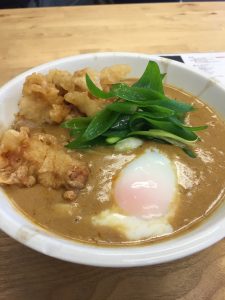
<box><xmin>92</xmin><ymin>149</ymin><xmax>178</xmax><ymax>241</ymax></box>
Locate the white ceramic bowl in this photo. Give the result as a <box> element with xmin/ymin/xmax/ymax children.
<box><xmin>0</xmin><ymin>52</ymin><xmax>224</xmax><ymax>267</ymax></box>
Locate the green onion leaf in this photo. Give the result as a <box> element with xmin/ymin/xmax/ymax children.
<box><xmin>102</xmin><ymin>129</ymin><xmax>128</xmax><ymax>138</ymax></box>
<box><xmin>145</xmin><ymin>105</ymin><xmax>175</xmax><ymax>118</ymax></box>
<box><xmin>66</xmin><ymin>135</ymin><xmax>105</xmax><ymax>149</ymax></box>
<box><xmin>133</xmin><ymin>61</ymin><xmax>164</xmax><ymax>94</ymax></box>
<box><xmin>111</xmin><ymin>115</ymin><xmax>130</xmax><ymax>130</ymax></box>
<box><xmin>69</xmin><ymin>129</ymin><xmax>85</xmax><ymax>137</ymax></box>
<box><xmin>183</xmin><ymin>147</ymin><xmax>197</xmax><ymax>158</ymax></box>
<box><xmin>63</xmin><ymin>60</ymin><xmax>207</xmax><ymax>158</ymax></box>
<box><xmin>130</xmin><ymin>113</ymin><xmax>198</xmax><ymax>142</ymax></box>
<box><xmin>106</xmin><ymin>102</ymin><xmax>138</xmax><ymax>114</ymax></box>
<box><xmin>158</xmin><ymin>136</ymin><xmax>197</xmax><ymax>158</ymax></box>
<box><xmin>86</xmin><ymin>74</ymin><xmax>113</xmax><ymax>99</ymax></box>
<box><xmin>110</xmin><ymin>84</ymin><xmax>194</xmax><ymax>116</ymax></box>
<box><xmin>161</xmin><ymin>73</ymin><xmax>166</xmax><ymax>80</ymax></box>
<box><xmin>128</xmin><ymin>129</ymin><xmax>198</xmax><ymax>145</ymax></box>
<box><xmin>169</xmin><ymin>116</ymin><xmax>208</xmax><ymax>131</ymax></box>
<box><xmin>106</xmin><ymin>136</ymin><xmax>122</xmax><ymax>144</ymax></box>
<box><xmin>61</xmin><ymin>116</ymin><xmax>92</xmax><ymax>130</ymax></box>
<box><xmin>148</xmin><ymin>99</ymin><xmax>194</xmax><ymax>115</ymax></box>
<box><xmin>82</xmin><ymin>109</ymin><xmax>120</xmax><ymax>141</ymax></box>
<box><xmin>110</xmin><ymin>83</ymin><xmax>162</xmax><ymax>102</ymax></box>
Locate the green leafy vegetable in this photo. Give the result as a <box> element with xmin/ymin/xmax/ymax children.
<box><xmin>145</xmin><ymin>105</ymin><xmax>175</xmax><ymax>118</ymax></box>
<box><xmin>132</xmin><ymin>117</ymin><xmax>198</xmax><ymax>141</ymax></box>
<box><xmin>128</xmin><ymin>129</ymin><xmax>197</xmax><ymax>145</ymax></box>
<box><xmin>82</xmin><ymin>109</ymin><xmax>120</xmax><ymax>141</ymax></box>
<box><xmin>133</xmin><ymin>61</ymin><xmax>164</xmax><ymax>94</ymax></box>
<box><xmin>161</xmin><ymin>73</ymin><xmax>166</xmax><ymax>80</ymax></box>
<box><xmin>102</xmin><ymin>129</ymin><xmax>129</xmax><ymax>138</ymax></box>
<box><xmin>61</xmin><ymin>116</ymin><xmax>92</xmax><ymax>130</ymax></box>
<box><xmin>169</xmin><ymin>116</ymin><xmax>208</xmax><ymax>131</ymax></box>
<box><xmin>106</xmin><ymin>102</ymin><xmax>138</xmax><ymax>114</ymax></box>
<box><xmin>106</xmin><ymin>136</ymin><xmax>122</xmax><ymax>144</ymax></box>
<box><xmin>111</xmin><ymin>84</ymin><xmax>162</xmax><ymax>102</ymax></box>
<box><xmin>111</xmin><ymin>115</ymin><xmax>130</xmax><ymax>130</ymax></box>
<box><xmin>62</xmin><ymin>60</ymin><xmax>207</xmax><ymax>157</ymax></box>
<box><xmin>86</xmin><ymin>74</ymin><xmax>113</xmax><ymax>99</ymax></box>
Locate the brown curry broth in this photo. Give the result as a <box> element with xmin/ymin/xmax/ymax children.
<box><xmin>4</xmin><ymin>85</ymin><xmax>225</xmax><ymax>245</ymax></box>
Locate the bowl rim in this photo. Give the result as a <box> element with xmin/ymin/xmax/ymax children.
<box><xmin>0</xmin><ymin>52</ymin><xmax>225</xmax><ymax>267</ymax></box>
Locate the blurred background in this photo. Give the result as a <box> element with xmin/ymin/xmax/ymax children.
<box><xmin>1</xmin><ymin>0</ymin><xmax>223</xmax><ymax>9</ymax></box>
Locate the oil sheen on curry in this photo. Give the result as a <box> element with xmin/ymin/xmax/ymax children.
<box><xmin>0</xmin><ymin>63</ymin><xmax>225</xmax><ymax>246</ymax></box>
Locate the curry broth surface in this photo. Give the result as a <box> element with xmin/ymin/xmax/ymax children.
<box><xmin>4</xmin><ymin>85</ymin><xmax>225</xmax><ymax>246</ymax></box>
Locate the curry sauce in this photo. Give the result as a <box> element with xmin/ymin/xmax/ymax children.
<box><xmin>4</xmin><ymin>85</ymin><xmax>225</xmax><ymax>246</ymax></box>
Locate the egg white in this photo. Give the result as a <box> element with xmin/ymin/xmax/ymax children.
<box><xmin>92</xmin><ymin>209</ymin><xmax>173</xmax><ymax>240</ymax></box>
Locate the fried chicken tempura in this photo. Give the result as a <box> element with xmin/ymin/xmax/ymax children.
<box><xmin>0</xmin><ymin>127</ymin><xmax>89</xmax><ymax>201</ymax></box>
<box><xmin>18</xmin><ymin>73</ymin><xmax>71</xmax><ymax>124</ymax></box>
<box><xmin>17</xmin><ymin>65</ymin><xmax>131</xmax><ymax>123</ymax></box>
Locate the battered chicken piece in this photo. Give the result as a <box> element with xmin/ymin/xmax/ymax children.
<box><xmin>100</xmin><ymin>64</ymin><xmax>132</xmax><ymax>88</ymax></box>
<box><xmin>64</xmin><ymin>68</ymin><xmax>112</xmax><ymax>116</ymax></box>
<box><xmin>73</xmin><ymin>68</ymin><xmax>101</xmax><ymax>91</ymax></box>
<box><xmin>18</xmin><ymin>73</ymin><xmax>71</xmax><ymax>124</ymax></box>
<box><xmin>0</xmin><ymin>127</ymin><xmax>89</xmax><ymax>200</ymax></box>
<box><xmin>47</xmin><ymin>69</ymin><xmax>75</xmax><ymax>92</ymax></box>
<box><xmin>64</xmin><ymin>91</ymin><xmax>106</xmax><ymax>116</ymax></box>
<box><xmin>17</xmin><ymin>65</ymin><xmax>131</xmax><ymax>124</ymax></box>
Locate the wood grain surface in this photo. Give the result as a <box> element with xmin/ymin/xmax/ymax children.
<box><xmin>0</xmin><ymin>2</ymin><xmax>225</xmax><ymax>299</ymax></box>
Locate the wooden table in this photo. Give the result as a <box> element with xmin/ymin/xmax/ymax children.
<box><xmin>0</xmin><ymin>2</ymin><xmax>225</xmax><ymax>299</ymax></box>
